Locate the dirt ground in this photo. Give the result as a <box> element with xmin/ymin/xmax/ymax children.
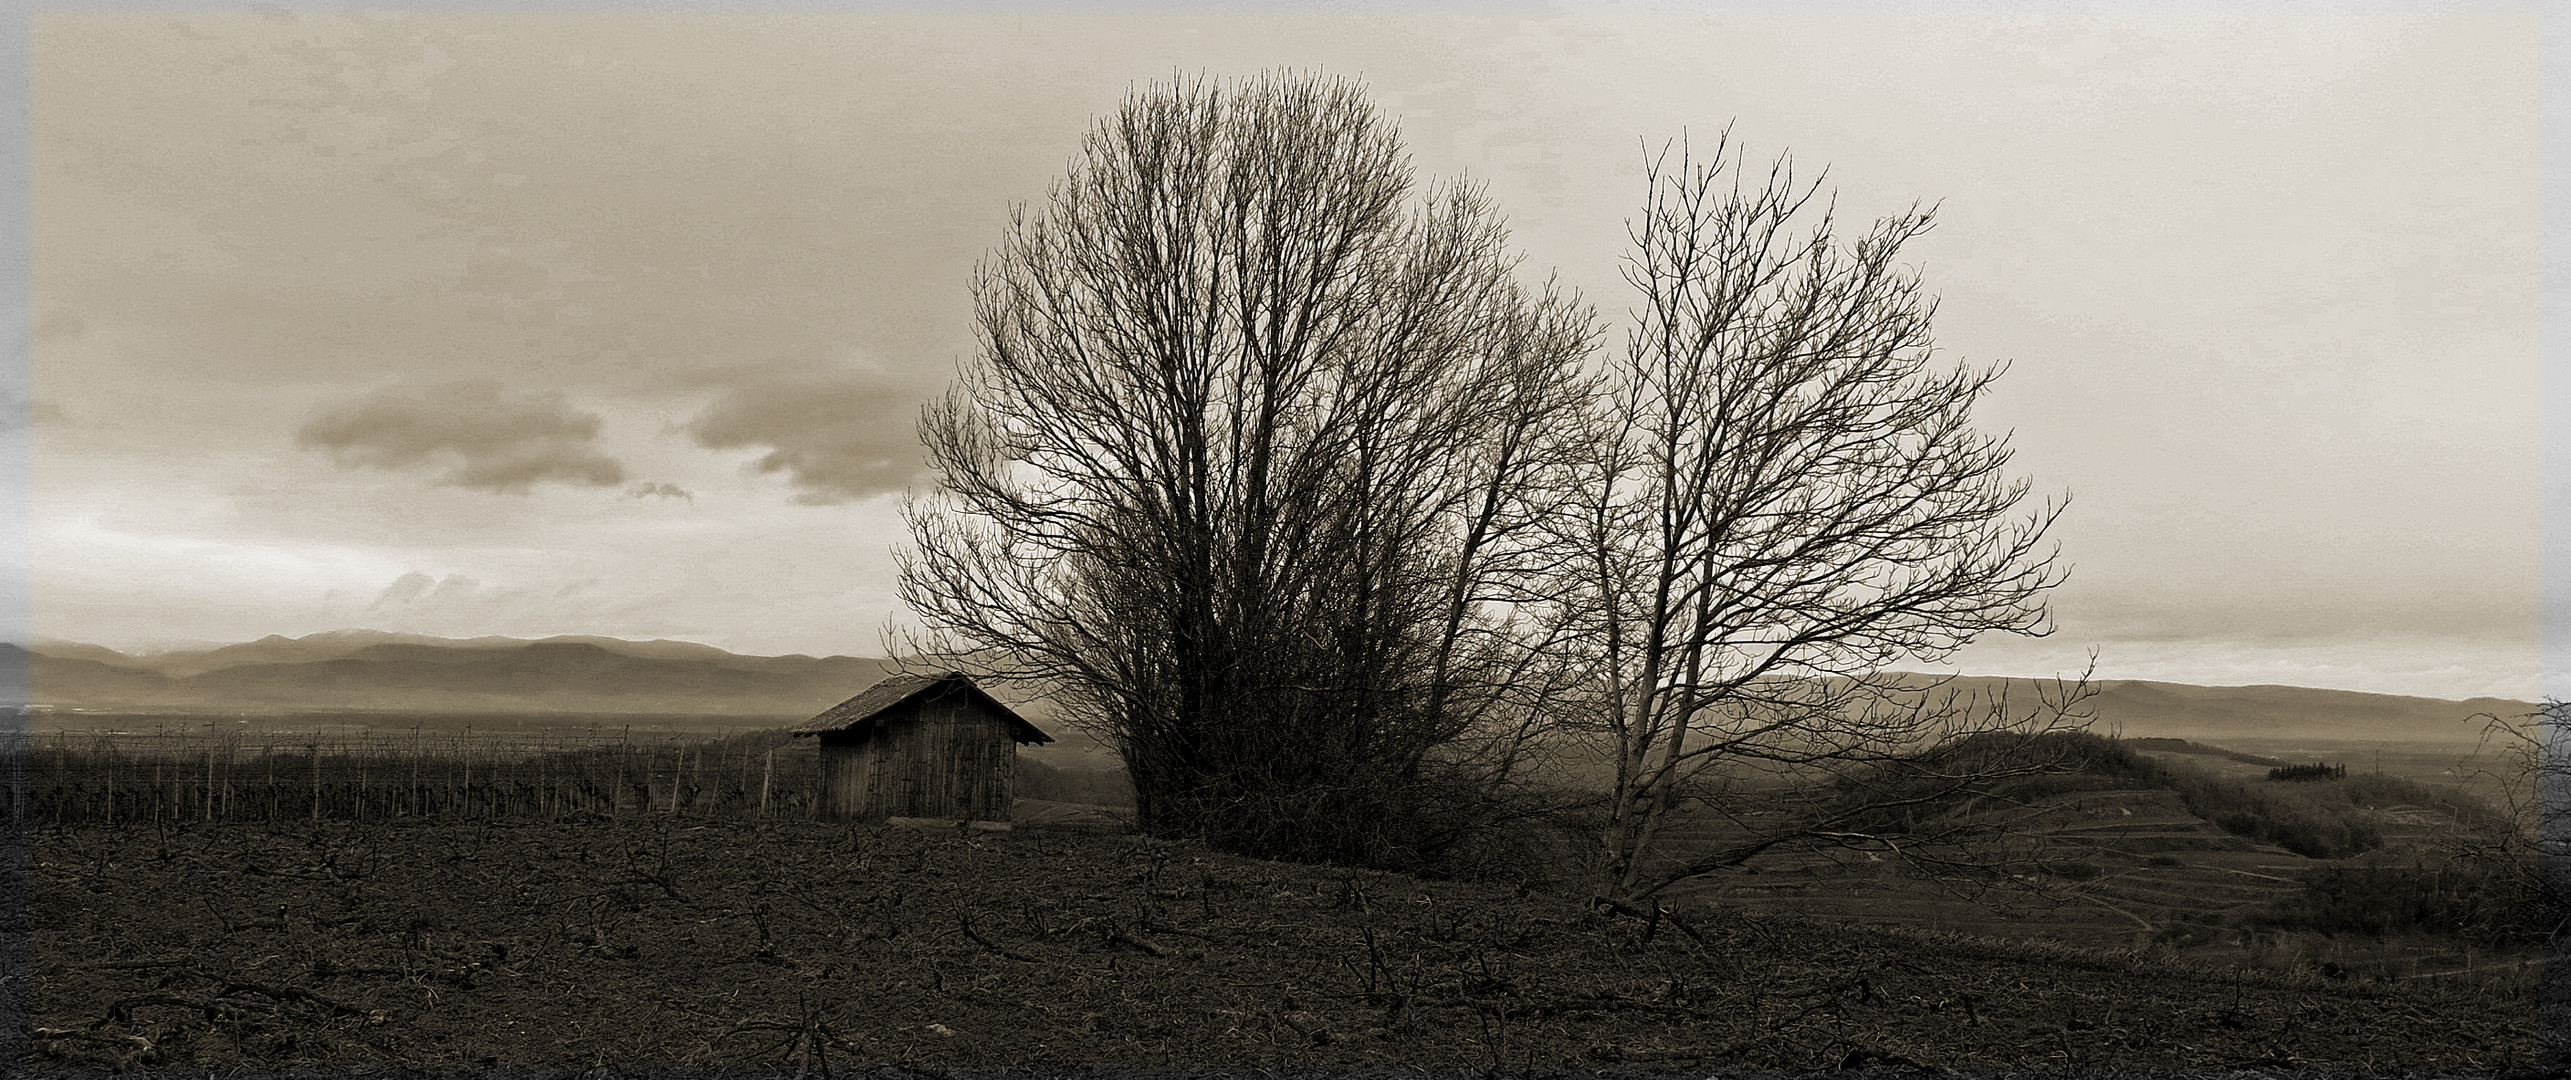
<box><xmin>15</xmin><ymin>817</ymin><xmax>2547</xmax><ymax>1076</ymax></box>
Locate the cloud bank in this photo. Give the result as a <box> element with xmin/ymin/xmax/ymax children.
<box><xmin>687</xmin><ymin>364</ymin><xmax>934</xmax><ymax>504</ymax></box>
<box><xmin>297</xmin><ymin>380</ymin><xmax>628</xmax><ymax>493</ymax></box>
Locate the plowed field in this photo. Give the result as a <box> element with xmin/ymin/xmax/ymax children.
<box><xmin>14</xmin><ymin>817</ymin><xmax>2544</xmax><ymax>1075</ymax></box>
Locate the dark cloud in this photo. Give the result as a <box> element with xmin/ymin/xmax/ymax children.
<box><xmin>370</xmin><ymin>571</ymin><xmax>445</xmax><ymax>610</ymax></box>
<box><xmin>687</xmin><ymin>364</ymin><xmax>934</xmax><ymax>504</ymax></box>
<box><xmin>367</xmin><ymin>571</ymin><xmax>584</xmax><ymax>635</ymax></box>
<box><xmin>626</xmin><ymin>481</ymin><xmax>694</xmax><ymax>501</ymax></box>
<box><xmin>297</xmin><ymin>380</ymin><xmax>627</xmax><ymax>492</ymax></box>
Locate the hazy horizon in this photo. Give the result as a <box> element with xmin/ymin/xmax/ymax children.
<box><xmin>18</xmin><ymin>625</ymin><xmax>2539</xmax><ymax>708</ymax></box>
<box><xmin>24</xmin><ymin>9</ymin><xmax>2542</xmax><ymax>702</ymax></box>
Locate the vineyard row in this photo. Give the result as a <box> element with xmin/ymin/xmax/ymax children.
<box><xmin>0</xmin><ymin>732</ymin><xmax>836</xmax><ymax>825</ymax></box>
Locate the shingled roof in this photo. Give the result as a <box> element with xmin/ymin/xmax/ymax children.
<box><xmin>789</xmin><ymin>671</ymin><xmax>1052</xmax><ymax>744</ymax></box>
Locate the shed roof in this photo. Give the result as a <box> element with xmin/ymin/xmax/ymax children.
<box><xmin>790</xmin><ymin>672</ymin><xmax>1052</xmax><ymax>744</ymax></box>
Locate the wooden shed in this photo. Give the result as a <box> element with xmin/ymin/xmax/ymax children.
<box><xmin>790</xmin><ymin>672</ymin><xmax>1051</xmax><ymax>824</ymax></box>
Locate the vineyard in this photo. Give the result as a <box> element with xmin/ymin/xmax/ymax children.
<box><xmin>5</xmin><ymin>727</ymin><xmax>840</xmax><ymax>826</ymax></box>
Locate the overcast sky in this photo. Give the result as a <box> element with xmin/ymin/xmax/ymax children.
<box><xmin>23</xmin><ymin>7</ymin><xmax>2543</xmax><ymax>700</ymax></box>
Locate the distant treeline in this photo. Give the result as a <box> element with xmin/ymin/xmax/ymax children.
<box><xmin>2269</xmin><ymin>762</ymin><xmax>2349</xmax><ymax>782</ymax></box>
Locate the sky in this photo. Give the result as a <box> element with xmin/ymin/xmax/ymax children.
<box><xmin>20</xmin><ymin>6</ymin><xmax>2547</xmax><ymax>701</ymax></box>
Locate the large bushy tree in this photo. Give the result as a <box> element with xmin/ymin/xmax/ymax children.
<box><xmin>900</xmin><ymin>73</ymin><xmax>1594</xmax><ymax>867</ymax></box>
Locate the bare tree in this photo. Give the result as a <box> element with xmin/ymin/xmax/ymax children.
<box><xmin>1549</xmin><ymin>134</ymin><xmax>2084</xmax><ymax>901</ymax></box>
<box><xmin>899</xmin><ymin>73</ymin><xmax>1595</xmax><ymax>867</ymax></box>
<box><xmin>2463</xmin><ymin>703</ymin><xmax>2571</xmax><ymax>943</ymax></box>
<box><xmin>2475</xmin><ymin>702</ymin><xmax>2571</xmax><ymax>1060</ymax></box>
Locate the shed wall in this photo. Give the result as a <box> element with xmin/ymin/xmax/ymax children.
<box><xmin>814</xmin><ymin>693</ymin><xmax>1019</xmax><ymax>822</ymax></box>
<box><xmin>815</xmin><ymin>727</ymin><xmax>881</xmax><ymax>820</ymax></box>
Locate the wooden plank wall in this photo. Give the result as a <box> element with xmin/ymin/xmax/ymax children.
<box><xmin>818</xmin><ymin>694</ymin><xmax>1018</xmax><ymax>822</ymax></box>
<box><xmin>819</xmin><ymin>731</ymin><xmax>881</xmax><ymax>820</ymax></box>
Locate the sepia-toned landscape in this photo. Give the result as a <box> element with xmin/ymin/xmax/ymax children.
<box><xmin>9</xmin><ymin>632</ymin><xmax>2557</xmax><ymax>1073</ymax></box>
<box><xmin>12</xmin><ymin>8</ymin><xmax>2553</xmax><ymax>1078</ymax></box>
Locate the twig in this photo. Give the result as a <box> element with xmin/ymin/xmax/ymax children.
<box><xmin>220</xmin><ymin>979</ymin><xmax>369</xmax><ymax>1016</ymax></box>
<box><xmin>64</xmin><ymin>957</ymin><xmax>202</xmax><ymax>971</ymax></box>
<box><xmin>957</xmin><ymin>909</ymin><xmax>1038</xmax><ymax>963</ymax></box>
<box><xmin>30</xmin><ymin>1027</ymin><xmax>155</xmax><ymax>1065</ymax></box>
<box><xmin>1589</xmin><ymin>896</ymin><xmax>1708</xmax><ymax>947</ymax></box>
<box><xmin>1138</xmin><ymin>912</ymin><xmax>1222</xmax><ymax>941</ymax></box>
<box><xmin>1106</xmin><ymin>924</ymin><xmax>1174</xmax><ymax>958</ymax></box>
<box><xmin>109</xmin><ymin>992</ymin><xmax>239</xmax><ymax>1023</ymax></box>
<box><xmin>31</xmin><ymin>1027</ymin><xmax>142</xmax><ymax>1044</ymax></box>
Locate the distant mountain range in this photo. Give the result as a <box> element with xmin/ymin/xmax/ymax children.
<box><xmin>15</xmin><ymin>631</ymin><xmax>899</xmax><ymax>718</ymax></box>
<box><xmin>9</xmin><ymin>631</ymin><xmax>2533</xmax><ymax>744</ymax></box>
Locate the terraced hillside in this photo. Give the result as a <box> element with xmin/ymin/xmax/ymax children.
<box><xmin>1656</xmin><ymin>787</ymin><xmax>2282</xmax><ymax>945</ymax></box>
<box><xmin>1646</xmin><ymin>736</ymin><xmax>2530</xmax><ymax>980</ymax></box>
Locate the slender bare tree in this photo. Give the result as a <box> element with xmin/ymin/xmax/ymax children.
<box><xmin>899</xmin><ymin>73</ymin><xmax>1596</xmax><ymax>867</ymax></box>
<box><xmin>2463</xmin><ymin>703</ymin><xmax>2571</xmax><ymax>944</ymax></box>
<box><xmin>1551</xmin><ymin>134</ymin><xmax>2084</xmax><ymax>900</ymax></box>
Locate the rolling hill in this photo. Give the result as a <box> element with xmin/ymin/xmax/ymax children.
<box><xmin>2079</xmin><ymin>677</ymin><xmax>2527</xmax><ymax>743</ymax></box>
<box><xmin>1868</xmin><ymin>673</ymin><xmax>2525</xmax><ymax>745</ymax></box>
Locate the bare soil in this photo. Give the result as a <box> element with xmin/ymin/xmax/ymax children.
<box><xmin>17</xmin><ymin>817</ymin><xmax>2545</xmax><ymax>1076</ymax></box>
